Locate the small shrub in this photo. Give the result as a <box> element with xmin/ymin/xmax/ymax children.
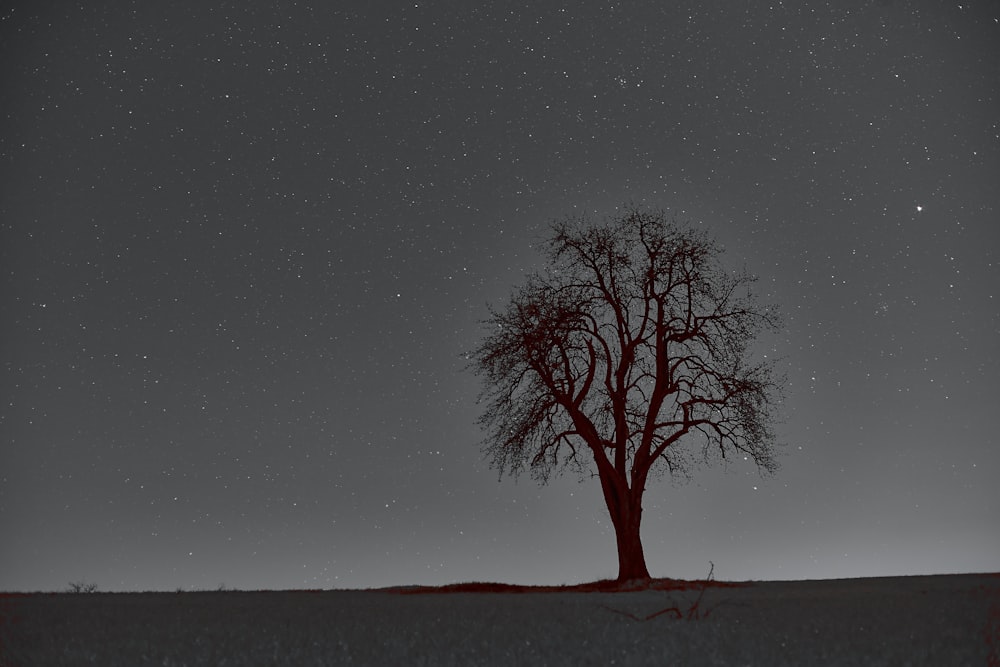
<box><xmin>67</xmin><ymin>581</ymin><xmax>98</xmax><ymax>594</ymax></box>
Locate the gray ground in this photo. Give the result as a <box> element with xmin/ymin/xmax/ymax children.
<box><xmin>1</xmin><ymin>573</ymin><xmax>997</xmax><ymax>665</ymax></box>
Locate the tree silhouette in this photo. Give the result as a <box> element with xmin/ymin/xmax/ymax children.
<box><xmin>471</xmin><ymin>207</ymin><xmax>783</xmax><ymax>584</ymax></box>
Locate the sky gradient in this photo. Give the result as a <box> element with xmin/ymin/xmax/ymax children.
<box><xmin>1</xmin><ymin>1</ymin><xmax>998</xmax><ymax>592</ymax></box>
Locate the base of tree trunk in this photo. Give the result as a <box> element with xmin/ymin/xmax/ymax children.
<box><xmin>614</xmin><ymin>577</ymin><xmax>653</xmax><ymax>591</ymax></box>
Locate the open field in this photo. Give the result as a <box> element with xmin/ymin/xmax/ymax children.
<box><xmin>2</xmin><ymin>573</ymin><xmax>997</xmax><ymax>665</ymax></box>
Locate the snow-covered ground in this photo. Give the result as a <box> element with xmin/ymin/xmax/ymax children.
<box><xmin>1</xmin><ymin>573</ymin><xmax>997</xmax><ymax>665</ymax></box>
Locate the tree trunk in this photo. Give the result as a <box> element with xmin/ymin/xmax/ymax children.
<box><xmin>611</xmin><ymin>496</ymin><xmax>651</xmax><ymax>583</ymax></box>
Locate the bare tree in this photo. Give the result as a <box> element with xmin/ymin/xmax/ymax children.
<box><xmin>470</xmin><ymin>207</ymin><xmax>783</xmax><ymax>584</ymax></box>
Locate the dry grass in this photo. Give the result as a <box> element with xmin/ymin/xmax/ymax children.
<box><xmin>386</xmin><ymin>576</ymin><xmax>743</xmax><ymax>595</ymax></box>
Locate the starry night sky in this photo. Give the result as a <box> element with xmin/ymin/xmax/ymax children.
<box><xmin>2</xmin><ymin>1</ymin><xmax>998</xmax><ymax>592</ymax></box>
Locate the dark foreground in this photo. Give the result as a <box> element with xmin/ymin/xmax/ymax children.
<box><xmin>1</xmin><ymin>573</ymin><xmax>997</xmax><ymax>666</ymax></box>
